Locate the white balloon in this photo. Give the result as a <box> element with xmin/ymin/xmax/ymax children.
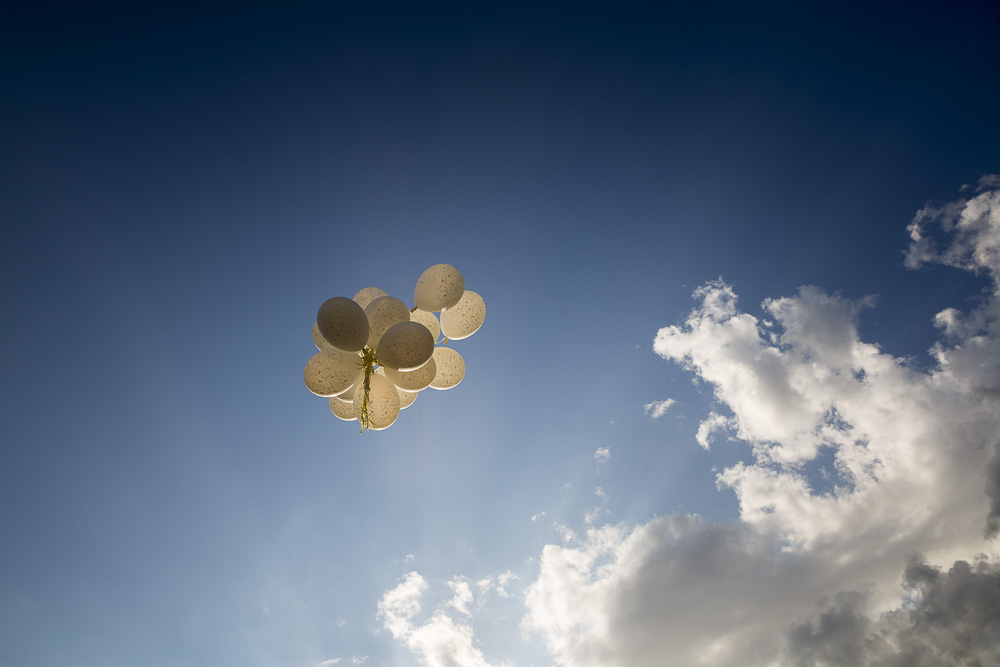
<box><xmin>353</xmin><ymin>286</ymin><xmax>388</xmax><ymax>310</ymax></box>
<box><xmin>414</xmin><ymin>264</ymin><xmax>465</xmax><ymax>312</ymax></box>
<box><xmin>377</xmin><ymin>321</ymin><xmax>435</xmax><ymax>371</ymax></box>
<box><xmin>317</xmin><ymin>297</ymin><xmax>369</xmax><ymax>352</ymax></box>
<box><xmin>398</xmin><ymin>388</ymin><xmax>418</xmax><ymax>410</ymax></box>
<box><xmin>312</xmin><ymin>321</ymin><xmax>334</xmax><ymax>351</ymax></box>
<box><xmin>385</xmin><ymin>357</ymin><xmax>436</xmax><ymax>392</ymax></box>
<box><xmin>352</xmin><ymin>373</ymin><xmax>401</xmax><ymax>430</ymax></box>
<box><xmin>428</xmin><ymin>347</ymin><xmax>465</xmax><ymax>390</ymax></box>
<box><xmin>440</xmin><ymin>290</ymin><xmax>486</xmax><ymax>340</ymax></box>
<box><xmin>304</xmin><ymin>348</ymin><xmax>361</xmax><ymax>397</ymax></box>
<box><xmin>410</xmin><ymin>308</ymin><xmax>442</xmax><ymax>342</ymax></box>
<box><xmin>329</xmin><ymin>396</ymin><xmax>357</xmax><ymax>421</ymax></box>
<box><xmin>365</xmin><ymin>296</ymin><xmax>410</xmax><ymax>350</ymax></box>
<box><xmin>336</xmin><ymin>368</ymin><xmax>367</xmax><ymax>403</ymax></box>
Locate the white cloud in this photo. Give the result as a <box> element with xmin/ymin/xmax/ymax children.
<box><xmin>377</xmin><ymin>572</ymin><xmax>496</xmax><ymax>667</ymax></box>
<box><xmin>695</xmin><ymin>411</ymin><xmax>732</xmax><ymax>450</ymax></box>
<box><xmin>531</xmin><ymin>511</ymin><xmax>546</xmax><ymax>523</ymax></box>
<box><xmin>554</xmin><ymin>523</ymin><xmax>577</xmax><ymax>544</ymax></box>
<box><xmin>642</xmin><ymin>398</ymin><xmax>676</xmax><ymax>419</ymax></box>
<box><xmin>496</xmin><ymin>571</ymin><xmax>518</xmax><ymax>599</ymax></box>
<box><xmin>381</xmin><ymin>178</ymin><xmax>1000</xmax><ymax>667</ymax></box>
<box><xmin>318</xmin><ymin>660</ymin><xmax>341</xmax><ymax>666</ymax></box>
<box><xmin>522</xmin><ymin>179</ymin><xmax>1000</xmax><ymax>666</ymax></box>
<box><xmin>447</xmin><ymin>578</ymin><xmax>474</xmax><ymax>616</ymax></box>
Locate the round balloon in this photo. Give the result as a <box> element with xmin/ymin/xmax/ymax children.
<box><xmin>428</xmin><ymin>347</ymin><xmax>465</xmax><ymax>390</ymax></box>
<box><xmin>353</xmin><ymin>286</ymin><xmax>388</xmax><ymax>310</ymax></box>
<box><xmin>365</xmin><ymin>296</ymin><xmax>410</xmax><ymax>350</ymax></box>
<box><xmin>352</xmin><ymin>373</ymin><xmax>401</xmax><ymax>430</ymax></box>
<box><xmin>329</xmin><ymin>396</ymin><xmax>357</xmax><ymax>421</ymax></box>
<box><xmin>304</xmin><ymin>348</ymin><xmax>361</xmax><ymax>397</ymax></box>
<box><xmin>336</xmin><ymin>368</ymin><xmax>367</xmax><ymax>403</ymax></box>
<box><xmin>440</xmin><ymin>290</ymin><xmax>486</xmax><ymax>340</ymax></box>
<box><xmin>410</xmin><ymin>308</ymin><xmax>441</xmax><ymax>342</ymax></box>
<box><xmin>397</xmin><ymin>388</ymin><xmax>418</xmax><ymax>410</ymax></box>
<box><xmin>312</xmin><ymin>321</ymin><xmax>335</xmax><ymax>351</ymax></box>
<box><xmin>414</xmin><ymin>264</ymin><xmax>465</xmax><ymax>312</ymax></box>
<box><xmin>385</xmin><ymin>357</ymin><xmax>436</xmax><ymax>392</ymax></box>
<box><xmin>317</xmin><ymin>297</ymin><xmax>369</xmax><ymax>352</ymax></box>
<box><xmin>377</xmin><ymin>321</ymin><xmax>435</xmax><ymax>371</ymax></box>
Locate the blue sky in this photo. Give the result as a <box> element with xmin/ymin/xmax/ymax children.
<box><xmin>3</xmin><ymin>3</ymin><xmax>1000</xmax><ymax>666</ymax></box>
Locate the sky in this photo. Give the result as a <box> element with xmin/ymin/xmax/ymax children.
<box><xmin>2</xmin><ymin>2</ymin><xmax>1000</xmax><ymax>666</ymax></box>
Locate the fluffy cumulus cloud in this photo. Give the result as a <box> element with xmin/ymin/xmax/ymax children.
<box><xmin>520</xmin><ymin>178</ymin><xmax>1000</xmax><ymax>666</ymax></box>
<box><xmin>378</xmin><ymin>572</ymin><xmax>497</xmax><ymax>667</ymax></box>
<box><xmin>380</xmin><ymin>179</ymin><xmax>1000</xmax><ymax>666</ymax></box>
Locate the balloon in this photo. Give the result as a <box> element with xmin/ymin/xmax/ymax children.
<box><xmin>329</xmin><ymin>396</ymin><xmax>357</xmax><ymax>421</ymax></box>
<box><xmin>377</xmin><ymin>321</ymin><xmax>435</xmax><ymax>371</ymax></box>
<box><xmin>410</xmin><ymin>308</ymin><xmax>442</xmax><ymax>342</ymax></box>
<box><xmin>304</xmin><ymin>348</ymin><xmax>362</xmax><ymax>397</ymax></box>
<box><xmin>398</xmin><ymin>388</ymin><xmax>418</xmax><ymax>410</ymax></box>
<box><xmin>336</xmin><ymin>368</ymin><xmax>367</xmax><ymax>403</ymax></box>
<box><xmin>385</xmin><ymin>357</ymin><xmax>436</xmax><ymax>392</ymax></box>
<box><xmin>414</xmin><ymin>264</ymin><xmax>465</xmax><ymax>312</ymax></box>
<box><xmin>365</xmin><ymin>296</ymin><xmax>410</xmax><ymax>350</ymax></box>
<box><xmin>353</xmin><ymin>287</ymin><xmax>388</xmax><ymax>310</ymax></box>
<box><xmin>429</xmin><ymin>347</ymin><xmax>465</xmax><ymax>390</ymax></box>
<box><xmin>317</xmin><ymin>297</ymin><xmax>369</xmax><ymax>352</ymax></box>
<box><xmin>353</xmin><ymin>373</ymin><xmax>401</xmax><ymax>430</ymax></box>
<box><xmin>440</xmin><ymin>290</ymin><xmax>486</xmax><ymax>340</ymax></box>
<box><xmin>312</xmin><ymin>321</ymin><xmax>335</xmax><ymax>351</ymax></box>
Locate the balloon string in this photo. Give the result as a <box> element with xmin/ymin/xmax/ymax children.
<box><xmin>358</xmin><ymin>346</ymin><xmax>378</xmax><ymax>433</ymax></box>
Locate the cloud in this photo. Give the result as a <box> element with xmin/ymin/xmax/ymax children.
<box><xmin>381</xmin><ymin>178</ymin><xmax>1000</xmax><ymax>667</ymax></box>
<box><xmin>447</xmin><ymin>579</ymin><xmax>474</xmax><ymax>616</ymax></box>
<box><xmin>496</xmin><ymin>571</ymin><xmax>517</xmax><ymax>599</ymax></box>
<box><xmin>377</xmin><ymin>572</ymin><xmax>496</xmax><ymax>667</ymax></box>
<box><xmin>695</xmin><ymin>411</ymin><xmax>732</xmax><ymax>450</ymax></box>
<box><xmin>318</xmin><ymin>660</ymin><xmax>341</xmax><ymax>666</ymax></box>
<box><xmin>905</xmin><ymin>174</ymin><xmax>1000</xmax><ymax>280</ymax></box>
<box><xmin>530</xmin><ymin>511</ymin><xmax>546</xmax><ymax>523</ymax></box>
<box><xmin>785</xmin><ymin>555</ymin><xmax>1000</xmax><ymax>666</ymax></box>
<box><xmin>642</xmin><ymin>398</ymin><xmax>676</xmax><ymax>419</ymax></box>
<box><xmin>522</xmin><ymin>179</ymin><xmax>1000</xmax><ymax>666</ymax></box>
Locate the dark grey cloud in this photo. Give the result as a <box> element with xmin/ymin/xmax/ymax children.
<box><xmin>986</xmin><ymin>442</ymin><xmax>1000</xmax><ymax>540</ymax></box>
<box><xmin>786</xmin><ymin>556</ymin><xmax>1000</xmax><ymax>666</ymax></box>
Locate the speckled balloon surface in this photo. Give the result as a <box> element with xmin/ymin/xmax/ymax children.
<box><xmin>316</xmin><ymin>297</ymin><xmax>369</xmax><ymax>352</ymax></box>
<box><xmin>397</xmin><ymin>388</ymin><xmax>418</xmax><ymax>410</ymax></box>
<box><xmin>414</xmin><ymin>264</ymin><xmax>465</xmax><ymax>312</ymax></box>
<box><xmin>352</xmin><ymin>373</ymin><xmax>400</xmax><ymax>430</ymax></box>
<box><xmin>385</xmin><ymin>357</ymin><xmax>436</xmax><ymax>392</ymax></box>
<box><xmin>428</xmin><ymin>347</ymin><xmax>465</xmax><ymax>390</ymax></box>
<box><xmin>312</xmin><ymin>321</ymin><xmax>335</xmax><ymax>351</ymax></box>
<box><xmin>335</xmin><ymin>368</ymin><xmax>366</xmax><ymax>403</ymax></box>
<box><xmin>352</xmin><ymin>286</ymin><xmax>388</xmax><ymax>310</ymax></box>
<box><xmin>377</xmin><ymin>321</ymin><xmax>435</xmax><ymax>371</ymax></box>
<box><xmin>365</xmin><ymin>296</ymin><xmax>410</xmax><ymax>349</ymax></box>
<box><xmin>410</xmin><ymin>308</ymin><xmax>441</xmax><ymax>342</ymax></box>
<box><xmin>328</xmin><ymin>396</ymin><xmax>357</xmax><ymax>421</ymax></box>
<box><xmin>440</xmin><ymin>290</ymin><xmax>485</xmax><ymax>340</ymax></box>
<box><xmin>303</xmin><ymin>349</ymin><xmax>361</xmax><ymax>397</ymax></box>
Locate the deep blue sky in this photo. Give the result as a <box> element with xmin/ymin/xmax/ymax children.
<box><xmin>2</xmin><ymin>2</ymin><xmax>999</xmax><ymax>666</ymax></box>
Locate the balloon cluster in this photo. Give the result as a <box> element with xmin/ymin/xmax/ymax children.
<box><xmin>304</xmin><ymin>264</ymin><xmax>486</xmax><ymax>432</ymax></box>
